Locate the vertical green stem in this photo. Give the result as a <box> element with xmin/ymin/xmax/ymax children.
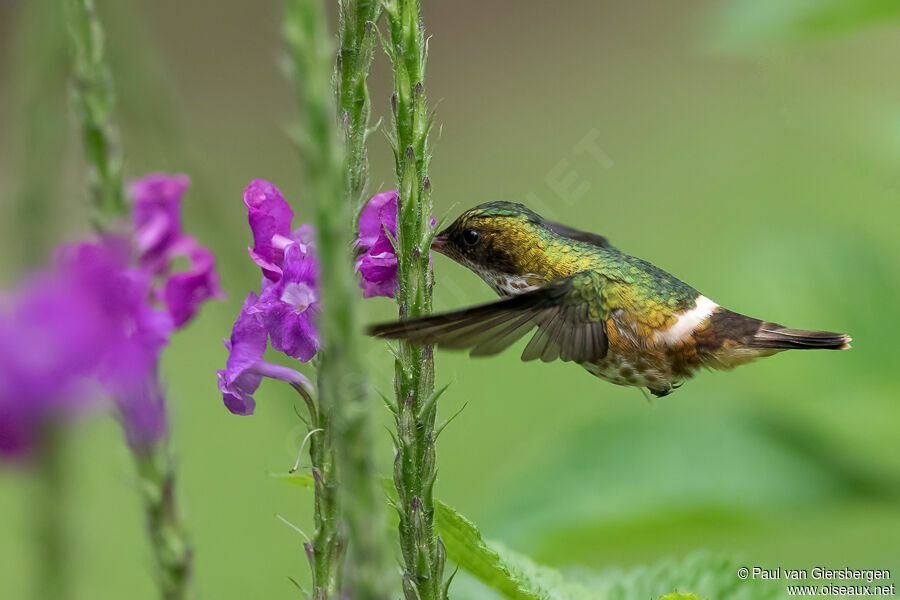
<box><xmin>338</xmin><ymin>0</ymin><xmax>381</xmax><ymax>217</ymax></box>
<box><xmin>286</xmin><ymin>1</ymin><xmax>394</xmax><ymax>597</ymax></box>
<box><xmin>283</xmin><ymin>2</ymin><xmax>345</xmax><ymax>597</ymax></box>
<box><xmin>335</xmin><ymin>2</ymin><xmax>395</xmax><ymax>599</ymax></box>
<box><xmin>63</xmin><ymin>0</ymin><xmax>127</xmax><ymax>231</ymax></box>
<box><xmin>135</xmin><ymin>452</ymin><xmax>193</xmax><ymax>600</ymax></box>
<box><xmin>33</xmin><ymin>429</ymin><xmax>69</xmax><ymax>600</ymax></box>
<box><xmin>303</xmin><ymin>388</ymin><xmax>342</xmax><ymax>599</ymax></box>
<box><xmin>384</xmin><ymin>1</ymin><xmax>446</xmax><ymax>598</ymax></box>
<box><xmin>63</xmin><ymin>3</ymin><xmax>193</xmax><ymax>599</ymax></box>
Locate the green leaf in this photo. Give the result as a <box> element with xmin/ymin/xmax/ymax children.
<box><xmin>435</xmin><ymin>501</ymin><xmax>556</xmax><ymax>600</ymax></box>
<box><xmin>273</xmin><ymin>473</ymin><xmax>776</xmax><ymax>600</ymax></box>
<box><xmin>270</xmin><ymin>471</ymin><xmax>315</xmax><ymax>488</ymax></box>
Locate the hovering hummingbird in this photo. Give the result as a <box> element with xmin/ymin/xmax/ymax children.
<box><xmin>368</xmin><ymin>202</ymin><xmax>851</xmax><ymax>397</ymax></box>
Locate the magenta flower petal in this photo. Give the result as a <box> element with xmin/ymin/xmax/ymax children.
<box><xmin>115</xmin><ymin>374</ymin><xmax>169</xmax><ymax>454</ymax></box>
<box><xmin>358</xmin><ymin>191</ymin><xmax>397</xmax><ymax>247</ymax></box>
<box><xmin>253</xmin><ymin>243</ymin><xmax>319</xmax><ymax>361</ymax></box>
<box><xmin>244</xmin><ymin>179</ymin><xmax>296</xmax><ymax>281</ymax></box>
<box><xmin>56</xmin><ymin>239</ymin><xmax>175</xmax><ymax>454</ymax></box>
<box><xmin>263</xmin><ymin>301</ymin><xmax>319</xmax><ymax>361</ymax></box>
<box><xmin>163</xmin><ymin>238</ymin><xmax>225</xmax><ymax>328</ymax></box>
<box><xmin>55</xmin><ymin>238</ymin><xmax>172</xmax><ymax>383</ymax></box>
<box><xmin>292</xmin><ymin>223</ymin><xmax>315</xmax><ymax>247</ymax></box>
<box><xmin>0</xmin><ymin>237</ymin><xmax>174</xmax><ymax>459</ymax></box>
<box><xmin>0</xmin><ymin>275</ymin><xmax>106</xmax><ymax>458</ymax></box>
<box><xmin>218</xmin><ymin>292</ymin><xmax>311</xmax><ymax>415</ymax></box>
<box><xmin>131</xmin><ymin>173</ymin><xmax>190</xmax><ymax>276</ymax></box>
<box><xmin>356</xmin><ymin>190</ymin><xmax>399</xmax><ymax>298</ymax></box>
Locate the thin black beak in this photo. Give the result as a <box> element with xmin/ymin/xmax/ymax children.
<box><xmin>430</xmin><ymin>232</ymin><xmax>449</xmax><ymax>254</ymax></box>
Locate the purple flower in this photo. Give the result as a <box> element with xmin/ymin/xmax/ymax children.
<box><xmin>355</xmin><ymin>190</ymin><xmax>434</xmax><ymax>299</ymax></box>
<box><xmin>217</xmin><ymin>293</ymin><xmax>312</xmax><ymax>416</ymax></box>
<box><xmin>356</xmin><ymin>190</ymin><xmax>399</xmax><ymax>298</ymax></box>
<box><xmin>57</xmin><ymin>239</ymin><xmax>174</xmax><ymax>454</ymax></box>
<box><xmin>0</xmin><ymin>273</ymin><xmax>107</xmax><ymax>458</ymax></box>
<box><xmin>162</xmin><ymin>238</ymin><xmax>225</xmax><ymax>328</ymax></box>
<box><xmin>130</xmin><ymin>173</ymin><xmax>223</xmax><ymax>329</ymax></box>
<box><xmin>244</xmin><ymin>180</ymin><xmax>313</xmax><ymax>281</ymax></box>
<box><xmin>0</xmin><ymin>238</ymin><xmax>174</xmax><ymax>459</ymax></box>
<box><xmin>2</xmin><ymin>169</ymin><xmax>221</xmax><ymax>459</ymax></box>
<box><xmin>252</xmin><ymin>243</ymin><xmax>320</xmax><ymax>361</ymax></box>
<box><xmin>56</xmin><ymin>240</ymin><xmax>173</xmax><ymax>386</ymax></box>
<box><xmin>131</xmin><ymin>173</ymin><xmax>190</xmax><ymax>276</ymax></box>
<box><xmin>218</xmin><ymin>179</ymin><xmax>320</xmax><ymax>416</ymax></box>
<box><xmin>113</xmin><ymin>374</ymin><xmax>169</xmax><ymax>454</ymax></box>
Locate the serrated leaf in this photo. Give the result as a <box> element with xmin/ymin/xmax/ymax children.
<box><xmin>271</xmin><ymin>473</ymin><xmax>774</xmax><ymax>600</ymax></box>
<box><xmin>443</xmin><ymin>487</ymin><xmax>595</xmax><ymax>599</ymax></box>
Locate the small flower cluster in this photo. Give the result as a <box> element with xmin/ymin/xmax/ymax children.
<box><xmin>217</xmin><ymin>180</ymin><xmax>319</xmax><ymax>415</ymax></box>
<box><xmin>132</xmin><ymin>174</ymin><xmax>223</xmax><ymax>328</ymax></box>
<box><xmin>218</xmin><ymin>183</ymin><xmax>407</xmax><ymax>414</ymax></box>
<box><xmin>0</xmin><ymin>174</ymin><xmax>221</xmax><ymax>459</ymax></box>
<box><xmin>356</xmin><ymin>190</ymin><xmax>400</xmax><ymax>298</ymax></box>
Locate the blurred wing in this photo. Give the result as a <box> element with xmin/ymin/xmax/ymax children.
<box><xmin>368</xmin><ymin>271</ymin><xmax>614</xmax><ymax>363</ymax></box>
<box><xmin>544</xmin><ymin>220</ymin><xmax>616</xmax><ymax>250</ymax></box>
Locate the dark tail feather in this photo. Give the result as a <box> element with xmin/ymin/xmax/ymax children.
<box><xmin>749</xmin><ymin>325</ymin><xmax>852</xmax><ymax>350</ymax></box>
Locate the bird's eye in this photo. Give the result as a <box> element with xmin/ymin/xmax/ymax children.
<box><xmin>462</xmin><ymin>229</ymin><xmax>481</xmax><ymax>246</ymax></box>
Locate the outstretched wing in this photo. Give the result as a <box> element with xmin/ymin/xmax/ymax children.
<box><xmin>368</xmin><ymin>271</ymin><xmax>617</xmax><ymax>363</ymax></box>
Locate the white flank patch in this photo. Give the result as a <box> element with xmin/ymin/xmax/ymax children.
<box><xmin>655</xmin><ymin>294</ymin><xmax>718</xmax><ymax>345</ymax></box>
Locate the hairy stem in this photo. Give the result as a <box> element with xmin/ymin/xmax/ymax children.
<box><xmin>384</xmin><ymin>1</ymin><xmax>446</xmax><ymax>598</ymax></box>
<box><xmin>63</xmin><ymin>0</ymin><xmax>126</xmax><ymax>231</ymax></box>
<box><xmin>338</xmin><ymin>0</ymin><xmax>381</xmax><ymax>219</ymax></box>
<box><xmin>135</xmin><ymin>452</ymin><xmax>193</xmax><ymax>600</ymax></box>
<box><xmin>283</xmin><ymin>1</ymin><xmax>345</xmax><ymax>596</ymax></box>
<box><xmin>335</xmin><ymin>1</ymin><xmax>396</xmax><ymax>599</ymax></box>
<box><xmin>63</xmin><ymin>4</ymin><xmax>194</xmax><ymax>599</ymax></box>
<box><xmin>303</xmin><ymin>387</ymin><xmax>342</xmax><ymax>599</ymax></box>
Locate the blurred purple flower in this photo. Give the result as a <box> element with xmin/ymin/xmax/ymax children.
<box><xmin>2</xmin><ymin>172</ymin><xmax>221</xmax><ymax>460</ymax></box>
<box><xmin>217</xmin><ymin>292</ymin><xmax>312</xmax><ymax>416</ymax></box>
<box><xmin>114</xmin><ymin>374</ymin><xmax>169</xmax><ymax>454</ymax></box>
<box><xmin>251</xmin><ymin>243</ymin><xmax>319</xmax><ymax>361</ymax></box>
<box><xmin>131</xmin><ymin>173</ymin><xmax>190</xmax><ymax>276</ymax></box>
<box><xmin>244</xmin><ymin>180</ymin><xmax>314</xmax><ymax>281</ymax></box>
<box><xmin>356</xmin><ymin>190</ymin><xmax>399</xmax><ymax>298</ymax></box>
<box><xmin>131</xmin><ymin>173</ymin><xmax>223</xmax><ymax>329</ymax></box>
<box><xmin>56</xmin><ymin>239</ymin><xmax>174</xmax><ymax>453</ymax></box>
<box><xmin>0</xmin><ymin>272</ymin><xmax>107</xmax><ymax>458</ymax></box>
<box><xmin>56</xmin><ymin>240</ymin><xmax>173</xmax><ymax>386</ymax></box>
<box><xmin>162</xmin><ymin>238</ymin><xmax>225</xmax><ymax>328</ymax></box>
<box><xmin>0</xmin><ymin>238</ymin><xmax>175</xmax><ymax>458</ymax></box>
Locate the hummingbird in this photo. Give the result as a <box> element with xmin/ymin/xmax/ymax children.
<box><xmin>368</xmin><ymin>202</ymin><xmax>851</xmax><ymax>398</ymax></box>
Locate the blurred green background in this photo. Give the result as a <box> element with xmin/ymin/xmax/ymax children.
<box><xmin>1</xmin><ymin>1</ymin><xmax>898</xmax><ymax>598</ymax></box>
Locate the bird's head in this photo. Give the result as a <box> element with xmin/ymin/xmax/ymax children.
<box><xmin>430</xmin><ymin>202</ymin><xmax>548</xmax><ymax>279</ymax></box>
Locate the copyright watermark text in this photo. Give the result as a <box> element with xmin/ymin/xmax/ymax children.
<box><xmin>738</xmin><ymin>566</ymin><xmax>894</xmax><ymax>596</ymax></box>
